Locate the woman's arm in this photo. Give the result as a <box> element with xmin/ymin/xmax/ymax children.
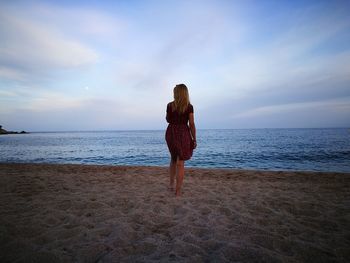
<box><xmin>166</xmin><ymin>103</ymin><xmax>170</xmax><ymax>123</ymax></box>
<box><xmin>189</xmin><ymin>112</ymin><xmax>197</xmax><ymax>149</ymax></box>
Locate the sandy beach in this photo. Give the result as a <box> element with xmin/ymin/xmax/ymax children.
<box><xmin>0</xmin><ymin>163</ymin><xmax>349</xmax><ymax>262</ymax></box>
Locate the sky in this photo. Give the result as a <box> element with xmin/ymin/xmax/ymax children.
<box><xmin>0</xmin><ymin>0</ymin><xmax>350</xmax><ymax>131</ymax></box>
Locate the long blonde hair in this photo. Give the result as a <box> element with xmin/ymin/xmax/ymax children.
<box><xmin>173</xmin><ymin>84</ymin><xmax>190</xmax><ymax>114</ymax></box>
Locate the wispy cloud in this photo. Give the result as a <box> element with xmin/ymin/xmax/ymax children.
<box><xmin>218</xmin><ymin>7</ymin><xmax>350</xmax><ymax>92</ymax></box>
<box><xmin>0</xmin><ymin>6</ymin><xmax>99</xmax><ymax>84</ymax></box>
<box><xmin>0</xmin><ymin>66</ymin><xmax>26</xmax><ymax>81</ymax></box>
<box><xmin>232</xmin><ymin>97</ymin><xmax>350</xmax><ymax>119</ymax></box>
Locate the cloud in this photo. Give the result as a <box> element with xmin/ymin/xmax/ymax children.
<box><xmin>112</xmin><ymin>0</ymin><xmax>244</xmax><ymax>92</ymax></box>
<box><xmin>0</xmin><ymin>7</ymin><xmax>98</xmax><ymax>83</ymax></box>
<box><xmin>196</xmin><ymin>96</ymin><xmax>350</xmax><ymax>129</ymax></box>
<box><xmin>31</xmin><ymin>3</ymin><xmax>124</xmax><ymax>40</ymax></box>
<box><xmin>0</xmin><ymin>93</ymin><xmax>166</xmax><ymax>131</ymax></box>
<box><xmin>231</xmin><ymin>97</ymin><xmax>350</xmax><ymax>119</ymax></box>
<box><xmin>0</xmin><ymin>66</ymin><xmax>26</xmax><ymax>81</ymax></box>
<box><xmin>215</xmin><ymin>3</ymin><xmax>350</xmax><ymax>92</ymax></box>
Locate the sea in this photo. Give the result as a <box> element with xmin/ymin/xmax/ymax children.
<box><xmin>0</xmin><ymin>128</ymin><xmax>349</xmax><ymax>173</ymax></box>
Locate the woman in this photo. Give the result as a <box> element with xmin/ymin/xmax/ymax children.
<box><xmin>165</xmin><ymin>84</ymin><xmax>197</xmax><ymax>197</ymax></box>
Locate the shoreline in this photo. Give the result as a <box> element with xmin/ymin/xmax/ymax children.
<box><xmin>1</xmin><ymin>163</ymin><xmax>349</xmax><ymax>262</ymax></box>
<box><xmin>1</xmin><ymin>162</ymin><xmax>349</xmax><ymax>175</ymax></box>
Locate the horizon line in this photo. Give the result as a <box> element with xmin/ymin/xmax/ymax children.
<box><xmin>16</xmin><ymin>127</ymin><xmax>350</xmax><ymax>133</ymax></box>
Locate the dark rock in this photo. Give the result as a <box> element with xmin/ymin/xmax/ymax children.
<box><xmin>0</xmin><ymin>125</ymin><xmax>28</xmax><ymax>135</ymax></box>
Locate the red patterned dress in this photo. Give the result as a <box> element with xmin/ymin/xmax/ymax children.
<box><xmin>165</xmin><ymin>102</ymin><xmax>194</xmax><ymax>161</ymax></box>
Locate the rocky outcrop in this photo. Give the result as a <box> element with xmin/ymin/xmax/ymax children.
<box><xmin>0</xmin><ymin>125</ymin><xmax>28</xmax><ymax>135</ymax></box>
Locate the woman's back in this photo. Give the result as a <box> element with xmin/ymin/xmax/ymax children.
<box><xmin>166</xmin><ymin>102</ymin><xmax>194</xmax><ymax>125</ymax></box>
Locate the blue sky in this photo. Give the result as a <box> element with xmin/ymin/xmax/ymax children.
<box><xmin>0</xmin><ymin>0</ymin><xmax>349</xmax><ymax>131</ymax></box>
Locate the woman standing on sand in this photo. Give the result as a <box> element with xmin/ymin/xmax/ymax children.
<box><xmin>165</xmin><ymin>84</ymin><xmax>197</xmax><ymax>197</ymax></box>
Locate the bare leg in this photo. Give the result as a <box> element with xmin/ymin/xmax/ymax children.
<box><xmin>169</xmin><ymin>159</ymin><xmax>176</xmax><ymax>190</ymax></box>
<box><xmin>175</xmin><ymin>156</ymin><xmax>185</xmax><ymax>197</ymax></box>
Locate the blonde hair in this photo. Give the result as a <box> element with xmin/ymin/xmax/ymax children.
<box><xmin>173</xmin><ymin>84</ymin><xmax>190</xmax><ymax>114</ymax></box>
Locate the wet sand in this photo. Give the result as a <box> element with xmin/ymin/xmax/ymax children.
<box><xmin>0</xmin><ymin>163</ymin><xmax>349</xmax><ymax>262</ymax></box>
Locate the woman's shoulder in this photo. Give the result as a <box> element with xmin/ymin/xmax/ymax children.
<box><xmin>188</xmin><ymin>103</ymin><xmax>194</xmax><ymax>113</ymax></box>
<box><xmin>167</xmin><ymin>101</ymin><xmax>174</xmax><ymax>112</ymax></box>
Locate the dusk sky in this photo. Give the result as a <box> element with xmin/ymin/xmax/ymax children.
<box><xmin>1</xmin><ymin>0</ymin><xmax>349</xmax><ymax>131</ymax></box>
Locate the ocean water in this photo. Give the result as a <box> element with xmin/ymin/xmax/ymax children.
<box><xmin>0</xmin><ymin>128</ymin><xmax>349</xmax><ymax>173</ymax></box>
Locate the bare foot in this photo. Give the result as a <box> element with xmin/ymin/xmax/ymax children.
<box><xmin>175</xmin><ymin>189</ymin><xmax>181</xmax><ymax>197</ymax></box>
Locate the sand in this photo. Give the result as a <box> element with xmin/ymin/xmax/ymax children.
<box><xmin>0</xmin><ymin>163</ymin><xmax>349</xmax><ymax>262</ymax></box>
